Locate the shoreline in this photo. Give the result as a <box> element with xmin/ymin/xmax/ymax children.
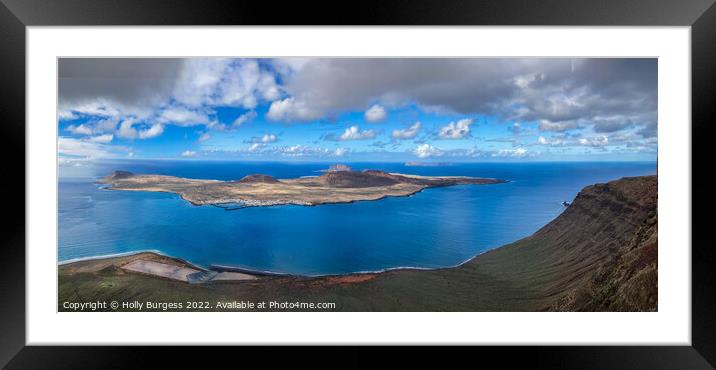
<box><xmin>99</xmin><ymin>169</ymin><xmax>508</xmax><ymax>208</ymax></box>
<box><xmin>58</xmin><ymin>245</ymin><xmax>497</xmax><ymax>279</ymax></box>
<box><xmin>58</xmin><ymin>249</ymin><xmax>211</xmax><ymax>273</ymax></box>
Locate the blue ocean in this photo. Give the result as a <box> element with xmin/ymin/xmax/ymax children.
<box><xmin>58</xmin><ymin>161</ymin><xmax>657</xmax><ymax>275</ymax></box>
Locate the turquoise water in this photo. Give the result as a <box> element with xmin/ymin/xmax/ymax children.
<box><xmin>58</xmin><ymin>161</ymin><xmax>656</xmax><ymax>275</ymax></box>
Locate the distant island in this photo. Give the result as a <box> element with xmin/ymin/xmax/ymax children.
<box><xmin>99</xmin><ymin>168</ymin><xmax>507</xmax><ymax>208</ymax></box>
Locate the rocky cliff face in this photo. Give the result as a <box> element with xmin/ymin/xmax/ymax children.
<box><xmin>544</xmin><ymin>176</ymin><xmax>658</xmax><ymax>311</ymax></box>
<box><xmin>486</xmin><ymin>175</ymin><xmax>658</xmax><ymax>311</ymax></box>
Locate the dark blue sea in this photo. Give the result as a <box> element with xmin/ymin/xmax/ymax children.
<box><xmin>58</xmin><ymin>161</ymin><xmax>657</xmax><ymax>275</ymax></box>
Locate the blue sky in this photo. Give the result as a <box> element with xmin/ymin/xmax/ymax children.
<box><xmin>58</xmin><ymin>58</ymin><xmax>658</xmax><ymax>166</ymax></box>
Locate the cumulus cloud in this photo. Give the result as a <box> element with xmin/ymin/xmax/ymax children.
<box><xmin>364</xmin><ymin>104</ymin><xmax>387</xmax><ymax>123</ymax></box>
<box><xmin>339</xmin><ymin>126</ymin><xmax>377</xmax><ymax>141</ymax></box>
<box><xmin>414</xmin><ymin>144</ymin><xmax>443</xmax><ymax>158</ymax></box>
<box><xmin>275</xmin><ymin>58</ymin><xmax>656</xmax><ymax>135</ymax></box>
<box><xmin>87</xmin><ymin>134</ymin><xmax>114</xmax><ymax>143</ymax></box>
<box><xmin>58</xmin><ymin>136</ymin><xmax>128</xmax><ymax>162</ymax></box>
<box><xmin>173</xmin><ymin>58</ymin><xmax>231</xmax><ymax>108</ymax></box>
<box><xmin>248</xmin><ymin>143</ymin><xmax>265</xmax><ymax>152</ymax></box>
<box><xmin>65</xmin><ymin>117</ymin><xmax>120</xmax><ymax>136</ymax></box>
<box><xmin>232</xmin><ymin>110</ymin><xmax>257</xmax><ymax>127</ymax></box>
<box><xmin>158</xmin><ymin>106</ymin><xmax>210</xmax><ymax>127</ymax></box>
<box><xmin>324</xmin><ymin>126</ymin><xmax>377</xmax><ymax>141</ymax></box>
<box><xmin>438</xmin><ymin>118</ymin><xmax>473</xmax><ymax>139</ymax></box>
<box><xmin>181</xmin><ymin>150</ymin><xmax>197</xmax><ymax>158</ymax></box>
<box><xmin>578</xmin><ymin>136</ymin><xmax>609</xmax><ymax>147</ymax></box>
<box><xmin>116</xmin><ymin>120</ymin><xmax>138</xmax><ymax>139</ymax></box>
<box><xmin>172</xmin><ymin>58</ymin><xmax>281</xmax><ymax>109</ymax></box>
<box><xmin>492</xmin><ymin>147</ymin><xmax>529</xmax><ymax>158</ymax></box>
<box><xmin>116</xmin><ymin>119</ymin><xmax>164</xmax><ymax>140</ymax></box>
<box><xmin>536</xmin><ymin>135</ymin><xmax>567</xmax><ymax>147</ymax></box>
<box><xmin>138</xmin><ymin>124</ymin><xmax>164</xmax><ymax>139</ymax></box>
<box><xmin>266</xmin><ymin>97</ymin><xmax>322</xmax><ymax>122</ymax></box>
<box><xmin>66</xmin><ymin>124</ymin><xmax>95</xmax><ymax>136</ymax></box>
<box><xmin>249</xmin><ymin>133</ymin><xmax>278</xmax><ymax>144</ymax></box>
<box><xmin>59</xmin><ymin>58</ymin><xmax>281</xmax><ymax>136</ymax></box>
<box><xmin>392</xmin><ymin>122</ymin><xmax>421</xmax><ymax>139</ymax></box>
<box><xmin>197</xmin><ymin>132</ymin><xmax>212</xmax><ymax>142</ymax></box>
<box><xmin>259</xmin><ymin>145</ymin><xmax>350</xmax><ymax>158</ymax></box>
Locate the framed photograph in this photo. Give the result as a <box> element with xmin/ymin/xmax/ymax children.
<box><xmin>2</xmin><ymin>0</ymin><xmax>715</xmax><ymax>367</ymax></box>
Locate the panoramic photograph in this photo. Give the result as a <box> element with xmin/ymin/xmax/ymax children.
<box><xmin>57</xmin><ymin>58</ymin><xmax>658</xmax><ymax>312</ymax></box>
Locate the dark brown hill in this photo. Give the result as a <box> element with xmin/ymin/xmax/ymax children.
<box><xmin>105</xmin><ymin>170</ymin><xmax>134</xmax><ymax>180</ymax></box>
<box><xmin>236</xmin><ymin>174</ymin><xmax>280</xmax><ymax>184</ymax></box>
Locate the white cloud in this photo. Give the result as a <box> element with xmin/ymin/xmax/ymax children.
<box><xmin>392</xmin><ymin>122</ymin><xmax>421</xmax><ymax>139</ymax></box>
<box><xmin>247</xmin><ymin>133</ymin><xmax>279</xmax><ymax>144</ymax></box>
<box><xmin>172</xmin><ymin>59</ymin><xmax>282</xmax><ymax>110</ymax></box>
<box><xmin>270</xmin><ymin>145</ymin><xmax>347</xmax><ymax>158</ymax></box>
<box><xmin>58</xmin><ymin>136</ymin><xmax>125</xmax><ymax>161</ymax></box>
<box><xmin>94</xmin><ymin>117</ymin><xmax>120</xmax><ymax>133</ymax></box>
<box><xmin>414</xmin><ymin>144</ymin><xmax>443</xmax><ymax>158</ymax></box>
<box><xmin>260</xmin><ymin>134</ymin><xmax>277</xmax><ymax>143</ymax></box>
<box><xmin>58</xmin><ymin>110</ymin><xmax>78</xmax><ymax>120</ymax></box>
<box><xmin>492</xmin><ymin>147</ymin><xmax>529</xmax><ymax>158</ymax></box>
<box><xmin>232</xmin><ymin>110</ymin><xmax>257</xmax><ymax>127</ymax></box>
<box><xmin>158</xmin><ymin>107</ymin><xmax>210</xmax><ymax>127</ymax></box>
<box><xmin>116</xmin><ymin>119</ymin><xmax>164</xmax><ymax>140</ymax></box>
<box><xmin>173</xmin><ymin>58</ymin><xmax>231</xmax><ymax>108</ymax></box>
<box><xmin>65</xmin><ymin>117</ymin><xmax>120</xmax><ymax>137</ymax></box>
<box><xmin>579</xmin><ymin>136</ymin><xmax>609</xmax><ymax>147</ymax></box>
<box><xmin>338</xmin><ymin>126</ymin><xmax>377</xmax><ymax>141</ymax></box>
<box><xmin>87</xmin><ymin>134</ymin><xmax>114</xmax><ymax>143</ymax></box>
<box><xmin>220</xmin><ymin>60</ymin><xmax>282</xmax><ymax>107</ymax></box>
<box><xmin>438</xmin><ymin>118</ymin><xmax>473</xmax><ymax>139</ymax></box>
<box><xmin>138</xmin><ymin>124</ymin><xmax>164</xmax><ymax>139</ymax></box>
<box><xmin>536</xmin><ymin>135</ymin><xmax>566</xmax><ymax>146</ymax></box>
<box><xmin>116</xmin><ymin>119</ymin><xmax>138</xmax><ymax>139</ymax></box>
<box><xmin>198</xmin><ymin>132</ymin><xmax>212</xmax><ymax>142</ymax></box>
<box><xmin>181</xmin><ymin>150</ymin><xmax>197</xmax><ymax>158</ymax></box>
<box><xmin>248</xmin><ymin>143</ymin><xmax>264</xmax><ymax>152</ymax></box>
<box><xmin>66</xmin><ymin>124</ymin><xmax>95</xmax><ymax>136</ymax></box>
<box><xmin>58</xmin><ymin>99</ymin><xmax>122</xmax><ymax>118</ymax></box>
<box><xmin>266</xmin><ymin>97</ymin><xmax>322</xmax><ymax>122</ymax></box>
<box><xmin>364</xmin><ymin>104</ymin><xmax>387</xmax><ymax>123</ymax></box>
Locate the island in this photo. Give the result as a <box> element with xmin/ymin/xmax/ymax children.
<box><xmin>98</xmin><ymin>168</ymin><xmax>507</xmax><ymax>208</ymax></box>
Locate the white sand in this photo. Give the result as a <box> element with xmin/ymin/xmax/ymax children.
<box><xmin>122</xmin><ymin>260</ymin><xmax>200</xmax><ymax>282</ymax></box>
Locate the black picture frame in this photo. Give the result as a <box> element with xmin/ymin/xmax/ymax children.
<box><xmin>1</xmin><ymin>0</ymin><xmax>715</xmax><ymax>368</ymax></box>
